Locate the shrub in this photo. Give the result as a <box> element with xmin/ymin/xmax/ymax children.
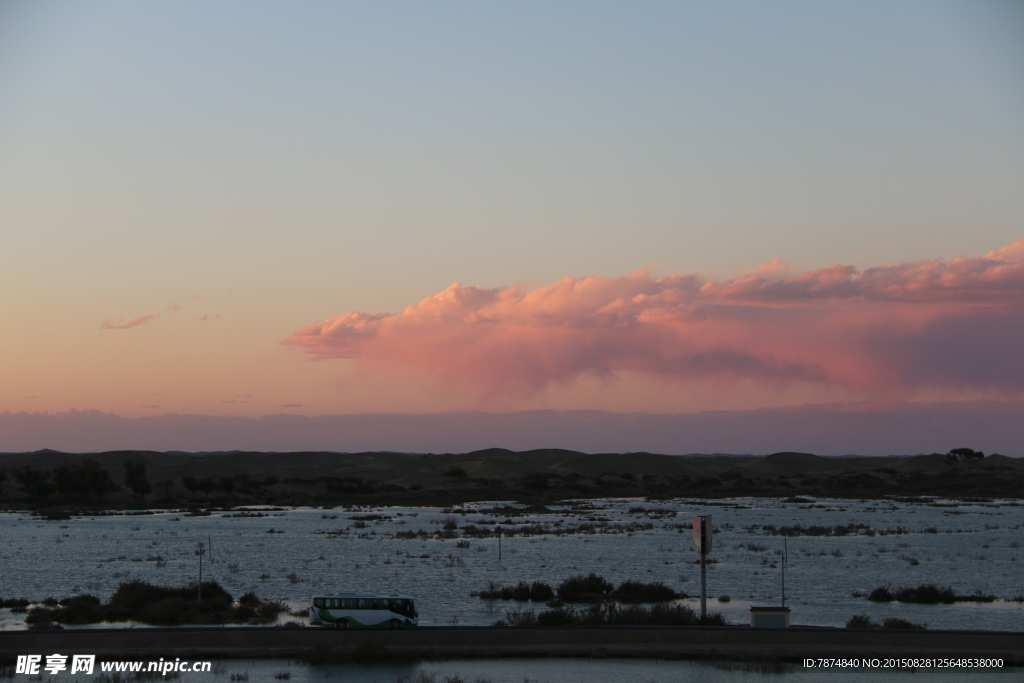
<box><xmin>26</xmin><ymin>596</ymin><xmax>101</xmax><ymax>626</ymax></box>
<box><xmin>536</xmin><ymin>605</ymin><xmax>577</xmax><ymax>626</ymax></box>
<box><xmin>882</xmin><ymin>618</ymin><xmax>925</xmax><ymax>630</ymax></box>
<box><xmin>609</xmin><ymin>580</ymin><xmax>680</xmax><ymax>603</ymax></box>
<box><xmin>25</xmin><ymin>580</ymin><xmax>279</xmax><ymax>626</ymax></box>
<box><xmin>53</xmin><ymin>595</ymin><xmax>102</xmax><ymax>624</ymax></box>
<box><xmin>956</xmin><ymin>589</ymin><xmax>996</xmax><ymax>603</ymax></box>
<box><xmin>557</xmin><ymin>573</ymin><xmax>614</xmax><ymax>602</ymax></box>
<box><xmin>864</xmin><ymin>583</ymin><xmax>986</xmax><ymax>605</ymax></box>
<box><xmin>111</xmin><ymin>580</ymin><xmax>232</xmax><ymax>612</ymax></box>
<box><xmin>867</xmin><ymin>586</ymin><xmax>894</xmax><ymax>602</ymax></box>
<box><xmin>258</xmin><ymin>600</ymin><xmax>286</xmax><ymax>621</ymax></box>
<box><xmin>846</xmin><ymin>614</ymin><xmax>879</xmax><ymax>629</ymax></box>
<box><xmin>475</xmin><ymin>580</ymin><xmax>554</xmax><ymax>602</ymax></box>
<box><xmin>893</xmin><ymin>584</ymin><xmax>955</xmax><ymax>604</ymax></box>
<box><xmin>503</xmin><ymin>607</ymin><xmax>537</xmax><ymax>626</ymax></box>
<box><xmin>239</xmin><ymin>592</ymin><xmax>261</xmax><ymax>607</ymax></box>
<box><xmin>528</xmin><ymin>581</ymin><xmax>555</xmax><ymax>602</ymax></box>
<box><xmin>0</xmin><ymin>598</ymin><xmax>30</xmax><ymax>609</ymax></box>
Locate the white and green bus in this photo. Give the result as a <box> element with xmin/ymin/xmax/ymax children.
<box><xmin>309</xmin><ymin>593</ymin><xmax>418</xmax><ymax>629</ymax></box>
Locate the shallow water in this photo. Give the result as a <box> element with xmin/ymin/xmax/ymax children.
<box><xmin>0</xmin><ymin>497</ymin><xmax>1022</xmax><ymax>632</ymax></box>
<box><xmin>13</xmin><ymin>657</ymin><xmax>1023</xmax><ymax>683</ymax></box>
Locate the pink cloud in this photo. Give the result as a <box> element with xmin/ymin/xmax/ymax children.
<box><xmin>100</xmin><ymin>315</ymin><xmax>156</xmax><ymax>330</ymax></box>
<box><xmin>101</xmin><ymin>301</ymin><xmax>198</xmax><ymax>329</ymax></box>
<box><xmin>282</xmin><ymin>240</ymin><xmax>1024</xmax><ymax>396</ymax></box>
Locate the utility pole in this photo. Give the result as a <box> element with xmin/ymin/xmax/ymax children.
<box><xmin>781</xmin><ymin>537</ymin><xmax>788</xmax><ymax>608</ymax></box>
<box><xmin>196</xmin><ymin>541</ymin><xmax>205</xmax><ymax>604</ymax></box>
<box><xmin>700</xmin><ymin>550</ymin><xmax>707</xmax><ymax>619</ymax></box>
<box><xmin>692</xmin><ymin>515</ymin><xmax>713</xmax><ymax>621</ymax></box>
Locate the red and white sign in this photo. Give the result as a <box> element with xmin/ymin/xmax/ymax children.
<box><xmin>692</xmin><ymin>515</ymin><xmax>713</xmax><ymax>555</ymax></box>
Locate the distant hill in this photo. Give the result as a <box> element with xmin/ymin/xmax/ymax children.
<box><xmin>0</xmin><ymin>448</ymin><xmax>1020</xmax><ymax>509</ymax></box>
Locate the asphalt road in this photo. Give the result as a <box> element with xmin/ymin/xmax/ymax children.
<box><xmin>2</xmin><ymin>625</ymin><xmax>1022</xmax><ymax>664</ymax></box>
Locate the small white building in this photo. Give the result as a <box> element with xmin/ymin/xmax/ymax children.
<box><xmin>750</xmin><ymin>606</ymin><xmax>790</xmax><ymax>628</ymax></box>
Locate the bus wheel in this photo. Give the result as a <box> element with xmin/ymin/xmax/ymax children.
<box><xmin>389</xmin><ymin>620</ymin><xmax>401</xmax><ymax>629</ymax></box>
<box><xmin>335</xmin><ymin>621</ymin><xmax>348</xmax><ymax>629</ymax></box>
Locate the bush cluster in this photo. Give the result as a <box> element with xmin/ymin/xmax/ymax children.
<box><xmin>556</xmin><ymin>573</ymin><xmax>614</xmax><ymax>602</ymax></box>
<box><xmin>866</xmin><ymin>584</ymin><xmax>995</xmax><ymax>605</ymax></box>
<box><xmin>24</xmin><ymin>580</ymin><xmax>284</xmax><ymax>627</ymax></box>
<box><xmin>475</xmin><ymin>580</ymin><xmax>554</xmax><ymax>602</ymax></box>
<box><xmin>610</xmin><ymin>580</ymin><xmax>684</xmax><ymax>603</ymax></box>
<box><xmin>846</xmin><ymin>614</ymin><xmax>926</xmax><ymax>630</ymax></box>
<box><xmin>475</xmin><ymin>574</ymin><xmax>685</xmax><ymax>604</ymax></box>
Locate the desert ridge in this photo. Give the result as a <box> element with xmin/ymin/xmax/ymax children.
<box><xmin>0</xmin><ymin>448</ymin><xmax>1021</xmax><ymax>509</ymax></box>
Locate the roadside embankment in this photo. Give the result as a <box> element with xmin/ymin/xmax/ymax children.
<box><xmin>2</xmin><ymin>626</ymin><xmax>1022</xmax><ymax>664</ymax></box>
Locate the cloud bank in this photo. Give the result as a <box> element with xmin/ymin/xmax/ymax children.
<box><xmin>283</xmin><ymin>240</ymin><xmax>1024</xmax><ymax>396</ymax></box>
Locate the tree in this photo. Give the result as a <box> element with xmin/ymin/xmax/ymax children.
<box><xmin>182</xmin><ymin>476</ymin><xmax>199</xmax><ymax>500</ymax></box>
<box><xmin>123</xmin><ymin>462</ymin><xmax>151</xmax><ymax>497</ymax></box>
<box><xmin>51</xmin><ymin>459</ymin><xmax>117</xmax><ymax>500</ymax></box>
<box><xmin>196</xmin><ymin>478</ymin><xmax>216</xmax><ymax>501</ymax></box>
<box><xmin>12</xmin><ymin>466</ymin><xmax>56</xmax><ymax>498</ymax></box>
<box><xmin>218</xmin><ymin>476</ymin><xmax>235</xmax><ymax>496</ymax></box>
<box><xmin>946</xmin><ymin>448</ymin><xmax>984</xmax><ymax>463</ymax></box>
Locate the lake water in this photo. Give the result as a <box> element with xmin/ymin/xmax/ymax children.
<box><xmin>1</xmin><ymin>497</ymin><xmax>1022</xmax><ymax>633</ymax></box>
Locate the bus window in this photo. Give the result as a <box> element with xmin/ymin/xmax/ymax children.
<box><xmin>358</xmin><ymin>599</ymin><xmax>372</xmax><ymax>609</ymax></box>
<box><xmin>341</xmin><ymin>598</ymin><xmax>355</xmax><ymax>609</ymax></box>
<box><xmin>313</xmin><ymin>598</ymin><xmax>324</xmax><ymax>608</ymax></box>
<box><xmin>388</xmin><ymin>599</ymin><xmax>410</xmax><ymax>617</ymax></box>
<box><xmin>373</xmin><ymin>599</ymin><xmax>388</xmax><ymax>610</ymax></box>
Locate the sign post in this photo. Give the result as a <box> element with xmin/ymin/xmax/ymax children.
<box><xmin>781</xmin><ymin>537</ymin><xmax>788</xmax><ymax>608</ymax></box>
<box><xmin>692</xmin><ymin>515</ymin><xmax>712</xmax><ymax>620</ymax></box>
<box><xmin>196</xmin><ymin>541</ymin><xmax>205</xmax><ymax>604</ymax></box>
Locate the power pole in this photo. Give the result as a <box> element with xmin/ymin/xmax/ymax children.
<box><xmin>700</xmin><ymin>551</ymin><xmax>707</xmax><ymax>619</ymax></box>
<box><xmin>781</xmin><ymin>537</ymin><xmax>788</xmax><ymax>608</ymax></box>
<box><xmin>196</xmin><ymin>541</ymin><xmax>205</xmax><ymax>604</ymax></box>
<box><xmin>692</xmin><ymin>515</ymin><xmax>713</xmax><ymax>621</ymax></box>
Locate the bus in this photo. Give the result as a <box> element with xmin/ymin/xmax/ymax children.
<box><xmin>309</xmin><ymin>593</ymin><xmax>418</xmax><ymax>629</ymax></box>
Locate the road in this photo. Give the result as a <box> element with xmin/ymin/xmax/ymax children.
<box><xmin>2</xmin><ymin>625</ymin><xmax>1022</xmax><ymax>664</ymax></box>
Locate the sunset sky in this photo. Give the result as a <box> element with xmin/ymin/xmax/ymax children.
<box><xmin>2</xmin><ymin>1</ymin><xmax>1022</xmax><ymax>453</ymax></box>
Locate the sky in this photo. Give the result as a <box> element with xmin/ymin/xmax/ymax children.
<box><xmin>1</xmin><ymin>1</ymin><xmax>1023</xmax><ymax>453</ymax></box>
